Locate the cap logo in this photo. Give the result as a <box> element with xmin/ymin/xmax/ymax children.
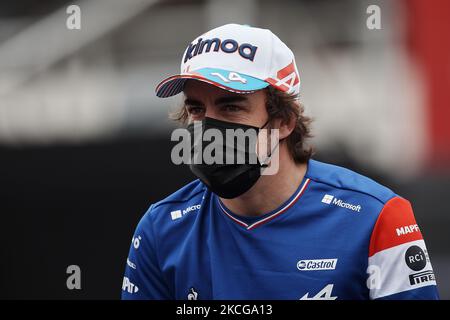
<box><xmin>183</xmin><ymin>37</ymin><xmax>258</xmax><ymax>63</ymax></box>
<box><xmin>266</xmin><ymin>61</ymin><xmax>299</xmax><ymax>93</ymax></box>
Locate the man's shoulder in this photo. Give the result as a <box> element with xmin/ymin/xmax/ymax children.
<box><xmin>306</xmin><ymin>159</ymin><xmax>396</xmax><ymax>205</ymax></box>
<box><xmin>152</xmin><ymin>179</ymin><xmax>207</xmax><ymax>209</ymax></box>
<box><xmin>142</xmin><ymin>179</ymin><xmax>207</xmax><ymax>224</ymax></box>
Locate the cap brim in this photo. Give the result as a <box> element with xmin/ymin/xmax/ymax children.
<box><xmin>155</xmin><ymin>68</ymin><xmax>269</xmax><ymax>98</ymax></box>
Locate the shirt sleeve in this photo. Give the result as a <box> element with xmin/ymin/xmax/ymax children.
<box><xmin>367</xmin><ymin>196</ymin><xmax>439</xmax><ymax>300</ymax></box>
<box><xmin>121</xmin><ymin>205</ymin><xmax>172</xmax><ymax>300</ymax></box>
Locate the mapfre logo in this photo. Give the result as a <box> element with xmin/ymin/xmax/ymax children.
<box><xmin>396</xmin><ymin>224</ymin><xmax>420</xmax><ymax>237</ymax></box>
<box><xmin>297</xmin><ymin>259</ymin><xmax>338</xmax><ymax>271</ymax></box>
<box><xmin>321</xmin><ymin>194</ymin><xmax>362</xmax><ymax>212</ymax></box>
<box><xmin>171</xmin><ymin>204</ymin><xmax>201</xmax><ymax>221</ymax></box>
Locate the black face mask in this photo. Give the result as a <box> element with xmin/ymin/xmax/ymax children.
<box><xmin>186</xmin><ymin>117</ymin><xmax>273</xmax><ymax>199</ymax></box>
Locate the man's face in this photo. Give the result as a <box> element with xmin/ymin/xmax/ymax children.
<box><xmin>183</xmin><ymin>80</ymin><xmax>268</xmax><ymax>127</ymax></box>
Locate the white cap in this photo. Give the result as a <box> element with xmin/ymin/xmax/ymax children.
<box><xmin>155</xmin><ymin>24</ymin><xmax>300</xmax><ymax>98</ymax></box>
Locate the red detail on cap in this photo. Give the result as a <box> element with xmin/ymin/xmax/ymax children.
<box><xmin>369</xmin><ymin>196</ymin><xmax>424</xmax><ymax>257</ymax></box>
<box><xmin>265</xmin><ymin>77</ymin><xmax>288</xmax><ymax>92</ymax></box>
<box><xmin>265</xmin><ymin>60</ymin><xmax>299</xmax><ymax>92</ymax></box>
<box><xmin>277</xmin><ymin>61</ymin><xmax>299</xmax><ymax>85</ymax></box>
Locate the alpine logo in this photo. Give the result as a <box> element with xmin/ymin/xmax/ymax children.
<box><xmin>297</xmin><ymin>259</ymin><xmax>338</xmax><ymax>271</ymax></box>
<box><xmin>321</xmin><ymin>194</ymin><xmax>362</xmax><ymax>212</ymax></box>
<box><xmin>300</xmin><ymin>284</ymin><xmax>337</xmax><ymax>300</ymax></box>
<box><xmin>171</xmin><ymin>204</ymin><xmax>201</xmax><ymax>220</ymax></box>
<box><xmin>265</xmin><ymin>61</ymin><xmax>299</xmax><ymax>94</ymax></box>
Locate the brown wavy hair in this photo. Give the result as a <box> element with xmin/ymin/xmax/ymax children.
<box><xmin>170</xmin><ymin>85</ymin><xmax>314</xmax><ymax>164</ymax></box>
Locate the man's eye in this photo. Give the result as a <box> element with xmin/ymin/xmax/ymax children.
<box><xmin>187</xmin><ymin>106</ymin><xmax>205</xmax><ymax>115</ymax></box>
<box><xmin>221</xmin><ymin>105</ymin><xmax>241</xmax><ymax>112</ymax></box>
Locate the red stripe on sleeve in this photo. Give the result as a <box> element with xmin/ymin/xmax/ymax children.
<box><xmin>369</xmin><ymin>196</ymin><xmax>423</xmax><ymax>257</ymax></box>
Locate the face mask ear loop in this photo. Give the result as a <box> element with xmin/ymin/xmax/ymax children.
<box><xmin>260</xmin><ymin>118</ymin><xmax>271</xmax><ymax>130</ymax></box>
<box><xmin>260</xmin><ymin>139</ymin><xmax>280</xmax><ymax>168</ymax></box>
<box><xmin>258</xmin><ymin>118</ymin><xmax>281</xmax><ymax>168</ymax></box>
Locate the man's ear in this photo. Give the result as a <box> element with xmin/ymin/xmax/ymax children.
<box><xmin>271</xmin><ymin>115</ymin><xmax>296</xmax><ymax>140</ymax></box>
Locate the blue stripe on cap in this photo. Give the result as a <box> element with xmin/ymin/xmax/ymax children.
<box><xmin>155</xmin><ymin>68</ymin><xmax>269</xmax><ymax>98</ymax></box>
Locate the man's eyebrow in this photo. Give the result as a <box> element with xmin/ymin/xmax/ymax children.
<box><xmin>214</xmin><ymin>96</ymin><xmax>248</xmax><ymax>105</ymax></box>
<box><xmin>184</xmin><ymin>96</ymin><xmax>248</xmax><ymax>106</ymax></box>
<box><xmin>184</xmin><ymin>98</ymin><xmax>203</xmax><ymax>106</ymax></box>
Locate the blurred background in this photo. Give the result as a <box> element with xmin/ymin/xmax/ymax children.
<box><xmin>0</xmin><ymin>0</ymin><xmax>449</xmax><ymax>299</ymax></box>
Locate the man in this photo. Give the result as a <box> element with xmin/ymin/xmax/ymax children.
<box><xmin>122</xmin><ymin>24</ymin><xmax>439</xmax><ymax>300</ymax></box>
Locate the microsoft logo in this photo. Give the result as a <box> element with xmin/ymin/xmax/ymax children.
<box><xmin>170</xmin><ymin>204</ymin><xmax>202</xmax><ymax>221</ymax></box>
<box><xmin>170</xmin><ymin>210</ymin><xmax>182</xmax><ymax>220</ymax></box>
<box><xmin>321</xmin><ymin>194</ymin><xmax>334</xmax><ymax>204</ymax></box>
<box><xmin>321</xmin><ymin>194</ymin><xmax>362</xmax><ymax>213</ymax></box>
